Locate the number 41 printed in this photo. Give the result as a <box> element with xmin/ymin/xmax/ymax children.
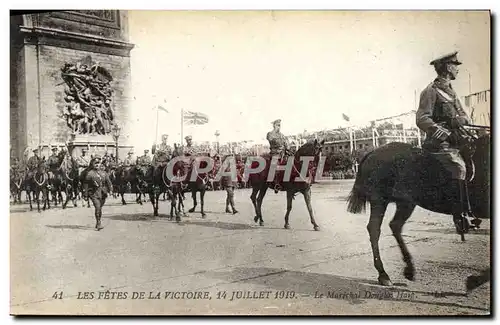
<box><xmin>52</xmin><ymin>291</ymin><xmax>63</xmax><ymax>299</ymax></box>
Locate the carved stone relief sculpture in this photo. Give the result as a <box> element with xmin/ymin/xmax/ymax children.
<box><xmin>60</xmin><ymin>55</ymin><xmax>115</xmax><ymax>135</ymax></box>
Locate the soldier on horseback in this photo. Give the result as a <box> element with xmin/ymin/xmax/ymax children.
<box><xmin>82</xmin><ymin>155</ymin><xmax>113</xmax><ymax>230</ymax></box>
<box><xmin>47</xmin><ymin>147</ymin><xmax>60</xmax><ymax>178</ymax></box>
<box><xmin>76</xmin><ymin>148</ymin><xmax>91</xmax><ymax>177</ymax></box>
<box><xmin>27</xmin><ymin>148</ymin><xmax>41</xmax><ymax>180</ymax></box>
<box><xmin>267</xmin><ymin>119</ymin><xmax>290</xmax><ymax>193</ymax></box>
<box><xmin>416</xmin><ymin>51</ymin><xmax>480</xmax><ymax>230</ymax></box>
<box><xmin>137</xmin><ymin>149</ymin><xmax>152</xmax><ymax>166</ymax></box>
<box><xmin>183</xmin><ymin>135</ymin><xmax>195</xmax><ymax>157</ymax></box>
<box><xmin>123</xmin><ymin>150</ymin><xmax>135</xmax><ymax>167</ymax></box>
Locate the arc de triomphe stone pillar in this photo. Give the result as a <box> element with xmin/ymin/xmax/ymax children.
<box><xmin>10</xmin><ymin>10</ymin><xmax>135</xmax><ymax>160</ymax></box>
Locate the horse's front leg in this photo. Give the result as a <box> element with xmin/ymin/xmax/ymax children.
<box><xmin>303</xmin><ymin>186</ymin><xmax>319</xmax><ymax>231</ymax></box>
<box><xmin>256</xmin><ymin>185</ymin><xmax>267</xmax><ymax>226</ymax></box>
<box><xmin>27</xmin><ymin>188</ymin><xmax>33</xmax><ymax>211</ymax></box>
<box><xmin>284</xmin><ymin>190</ymin><xmax>294</xmax><ymax>229</ymax></box>
<box><xmin>250</xmin><ymin>186</ymin><xmax>260</xmax><ymax>223</ymax></box>
<box><xmin>188</xmin><ymin>188</ymin><xmax>197</xmax><ymax>213</ymax></box>
<box><xmin>200</xmin><ymin>189</ymin><xmax>206</xmax><ymax>218</ymax></box>
<box><xmin>149</xmin><ymin>191</ymin><xmax>158</xmax><ymax>217</ymax></box>
<box><xmin>36</xmin><ymin>190</ymin><xmax>41</xmax><ymax>213</ymax></box>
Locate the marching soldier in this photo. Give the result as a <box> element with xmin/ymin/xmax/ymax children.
<box><xmin>416</xmin><ymin>51</ymin><xmax>480</xmax><ymax>231</ymax></box>
<box><xmin>123</xmin><ymin>150</ymin><xmax>135</xmax><ymax>167</ymax></box>
<box><xmin>221</xmin><ymin>155</ymin><xmax>238</xmax><ymax>214</ymax></box>
<box><xmin>82</xmin><ymin>155</ymin><xmax>113</xmax><ymax>231</ymax></box>
<box><xmin>266</xmin><ymin>119</ymin><xmax>290</xmax><ymax>192</ymax></box>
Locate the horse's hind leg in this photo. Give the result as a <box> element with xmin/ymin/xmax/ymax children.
<box><xmin>284</xmin><ymin>191</ymin><xmax>294</xmax><ymax>229</ymax></box>
<box><xmin>367</xmin><ymin>198</ymin><xmax>390</xmax><ymax>285</ymax></box>
<box><xmin>303</xmin><ymin>186</ymin><xmax>320</xmax><ymax>231</ymax></box>
<box><xmin>390</xmin><ymin>200</ymin><xmax>416</xmax><ymax>281</ymax></box>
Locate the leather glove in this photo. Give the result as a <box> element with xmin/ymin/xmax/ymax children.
<box><xmin>450</xmin><ymin>116</ymin><xmax>469</xmax><ymax>129</ymax></box>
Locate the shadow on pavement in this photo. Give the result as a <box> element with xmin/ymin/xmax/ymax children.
<box><xmin>183</xmin><ymin>220</ymin><xmax>255</xmax><ymax>230</ymax></box>
<box><xmin>45</xmin><ymin>224</ymin><xmax>95</xmax><ymax>231</ymax></box>
<box><xmin>104</xmin><ymin>213</ymin><xmax>164</xmax><ymax>222</ymax></box>
<box><xmin>421</xmin><ymin>228</ymin><xmax>489</xmax><ymax>236</ymax></box>
<box><xmin>205</xmin><ymin>267</ymin><xmax>488</xmax><ymax>312</ymax></box>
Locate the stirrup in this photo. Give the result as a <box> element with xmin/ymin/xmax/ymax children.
<box><xmin>274</xmin><ymin>183</ymin><xmax>281</xmax><ymax>193</ymax></box>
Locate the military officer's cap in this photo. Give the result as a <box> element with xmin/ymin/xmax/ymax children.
<box><xmin>51</xmin><ymin>147</ymin><xmax>58</xmax><ymax>151</ymax></box>
<box><xmin>82</xmin><ymin>148</ymin><xmax>87</xmax><ymax>152</ymax></box>
<box><xmin>430</xmin><ymin>51</ymin><xmax>462</xmax><ymax>66</ymax></box>
<box><xmin>128</xmin><ymin>150</ymin><xmax>133</xmax><ymax>155</ymax></box>
<box><xmin>33</xmin><ymin>148</ymin><xmax>39</xmax><ymax>153</ymax></box>
<box><xmin>272</xmin><ymin>119</ymin><xmax>281</xmax><ymax>125</ymax></box>
<box><xmin>144</xmin><ymin>149</ymin><xmax>149</xmax><ymax>153</ymax></box>
<box><xmin>185</xmin><ymin>135</ymin><xmax>192</xmax><ymax>141</ymax></box>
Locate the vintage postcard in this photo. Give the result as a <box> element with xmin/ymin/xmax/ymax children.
<box><xmin>9</xmin><ymin>10</ymin><xmax>491</xmax><ymax>316</ymax></box>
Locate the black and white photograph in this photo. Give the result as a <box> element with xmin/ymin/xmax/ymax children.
<box><xmin>8</xmin><ymin>9</ymin><xmax>491</xmax><ymax>316</ymax></box>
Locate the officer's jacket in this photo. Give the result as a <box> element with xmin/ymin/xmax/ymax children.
<box><xmin>84</xmin><ymin>169</ymin><xmax>113</xmax><ymax>198</ymax></box>
<box><xmin>27</xmin><ymin>156</ymin><xmax>41</xmax><ymax>170</ymax></box>
<box><xmin>267</xmin><ymin>130</ymin><xmax>288</xmax><ymax>155</ymax></box>
<box><xmin>416</xmin><ymin>77</ymin><xmax>472</xmax><ymax>151</ymax></box>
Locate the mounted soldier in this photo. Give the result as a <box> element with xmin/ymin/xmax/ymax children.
<box><xmin>26</xmin><ymin>148</ymin><xmax>42</xmax><ymax>180</ymax></box>
<box><xmin>123</xmin><ymin>150</ymin><xmax>135</xmax><ymax>167</ymax></box>
<box><xmin>183</xmin><ymin>135</ymin><xmax>195</xmax><ymax>157</ymax></box>
<box><xmin>47</xmin><ymin>147</ymin><xmax>60</xmax><ymax>178</ymax></box>
<box><xmin>267</xmin><ymin>119</ymin><xmax>290</xmax><ymax>193</ymax></box>
<box><xmin>158</xmin><ymin>134</ymin><xmax>173</xmax><ymax>157</ymax></box>
<box><xmin>137</xmin><ymin>149</ymin><xmax>152</xmax><ymax>166</ymax></box>
<box><xmin>82</xmin><ymin>155</ymin><xmax>113</xmax><ymax>231</ymax></box>
<box><xmin>416</xmin><ymin>51</ymin><xmax>480</xmax><ymax>230</ymax></box>
<box><xmin>76</xmin><ymin>148</ymin><xmax>91</xmax><ymax>177</ymax></box>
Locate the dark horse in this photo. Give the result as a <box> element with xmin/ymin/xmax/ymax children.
<box><xmin>26</xmin><ymin>159</ymin><xmax>51</xmax><ymax>212</ymax></box>
<box><xmin>60</xmin><ymin>154</ymin><xmax>80</xmax><ymax>209</ymax></box>
<box><xmin>148</xmin><ymin>160</ymin><xmax>186</xmax><ymax>221</ymax></box>
<box><xmin>249</xmin><ymin>139</ymin><xmax>325</xmax><ymax>230</ymax></box>
<box><xmin>346</xmin><ymin>133</ymin><xmax>490</xmax><ymax>286</ymax></box>
<box><xmin>170</xmin><ymin>155</ymin><xmax>209</xmax><ymax>218</ymax></box>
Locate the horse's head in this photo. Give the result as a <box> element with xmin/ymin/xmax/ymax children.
<box><xmin>295</xmin><ymin>139</ymin><xmax>325</xmax><ymax>161</ymax></box>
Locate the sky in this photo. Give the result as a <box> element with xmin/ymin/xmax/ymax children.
<box><xmin>127</xmin><ymin>10</ymin><xmax>490</xmax><ymax>150</ymax></box>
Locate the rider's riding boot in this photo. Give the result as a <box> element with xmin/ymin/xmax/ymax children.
<box><xmin>462</xmin><ymin>180</ymin><xmax>482</xmax><ymax>229</ymax></box>
<box><xmin>451</xmin><ymin>179</ymin><xmax>470</xmax><ymax>234</ymax></box>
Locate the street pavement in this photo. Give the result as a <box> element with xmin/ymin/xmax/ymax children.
<box><xmin>10</xmin><ymin>180</ymin><xmax>490</xmax><ymax>315</ymax></box>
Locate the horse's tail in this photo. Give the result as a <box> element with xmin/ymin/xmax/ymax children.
<box><xmin>346</xmin><ymin>150</ymin><xmax>373</xmax><ymax>214</ymax></box>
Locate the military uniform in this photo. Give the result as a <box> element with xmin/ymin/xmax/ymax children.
<box><xmin>123</xmin><ymin>152</ymin><xmax>135</xmax><ymax>167</ymax></box>
<box><xmin>416</xmin><ymin>51</ymin><xmax>478</xmax><ymax>230</ymax></box>
<box><xmin>82</xmin><ymin>156</ymin><xmax>113</xmax><ymax>230</ymax></box>
<box><xmin>47</xmin><ymin>149</ymin><xmax>60</xmax><ymax>180</ymax></box>
<box><xmin>221</xmin><ymin>161</ymin><xmax>238</xmax><ymax>214</ymax></box>
<box><xmin>267</xmin><ymin>119</ymin><xmax>289</xmax><ymax>192</ymax></box>
<box><xmin>26</xmin><ymin>150</ymin><xmax>41</xmax><ymax>179</ymax></box>
<box><xmin>137</xmin><ymin>151</ymin><xmax>152</xmax><ymax>165</ymax></box>
<box><xmin>267</xmin><ymin>121</ymin><xmax>288</xmax><ymax>157</ymax></box>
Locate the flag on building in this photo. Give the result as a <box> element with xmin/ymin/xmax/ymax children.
<box><xmin>183</xmin><ymin>111</ymin><xmax>209</xmax><ymax>125</ymax></box>
<box><xmin>342</xmin><ymin>113</ymin><xmax>350</xmax><ymax>122</ymax></box>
